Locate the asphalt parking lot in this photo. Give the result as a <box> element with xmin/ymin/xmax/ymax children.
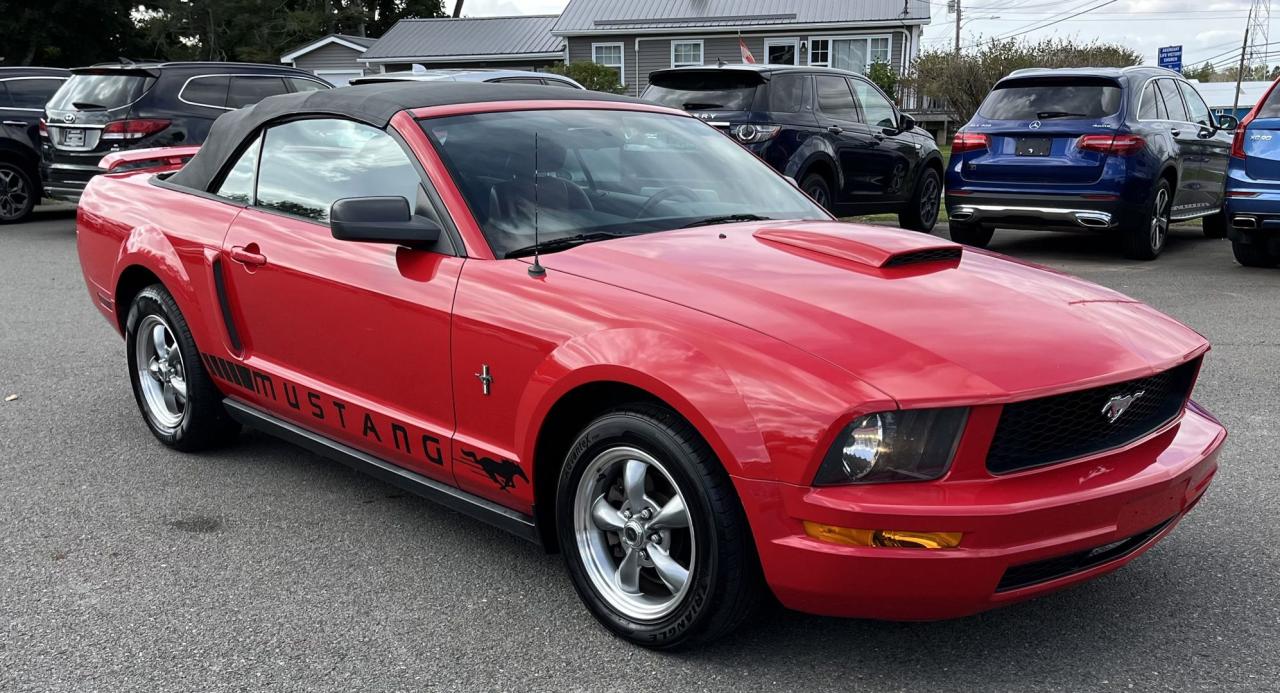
<box><xmin>2</xmin><ymin>208</ymin><xmax>1277</xmax><ymax>692</ymax></box>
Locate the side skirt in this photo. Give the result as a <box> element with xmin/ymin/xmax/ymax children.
<box><xmin>223</xmin><ymin>398</ymin><xmax>540</xmax><ymax>544</ymax></box>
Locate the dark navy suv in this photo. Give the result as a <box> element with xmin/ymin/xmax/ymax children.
<box><xmin>643</xmin><ymin>65</ymin><xmax>944</xmax><ymax>232</ymax></box>
<box><xmin>945</xmin><ymin>67</ymin><xmax>1236</xmax><ymax>259</ymax></box>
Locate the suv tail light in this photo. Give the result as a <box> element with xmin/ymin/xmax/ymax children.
<box><xmin>38</xmin><ymin>119</ymin><xmax>48</xmax><ymax>139</ymax></box>
<box><xmin>102</xmin><ymin>119</ymin><xmax>171</xmax><ymax>141</ymax></box>
<box><xmin>1078</xmin><ymin>134</ymin><xmax>1145</xmax><ymax>156</ymax></box>
<box><xmin>951</xmin><ymin>132</ymin><xmax>989</xmax><ymax>154</ymax></box>
<box><xmin>1231</xmin><ymin>125</ymin><xmax>1248</xmax><ymax>159</ymax></box>
<box><xmin>731</xmin><ymin>123</ymin><xmax>780</xmax><ymax>144</ymax></box>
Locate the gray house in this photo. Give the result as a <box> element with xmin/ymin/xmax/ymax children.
<box><xmin>552</xmin><ymin>0</ymin><xmax>931</xmax><ymax>97</ymax></box>
<box><xmin>280</xmin><ymin>34</ymin><xmax>377</xmax><ymax>86</ymax></box>
<box><xmin>357</xmin><ymin>15</ymin><xmax>565</xmax><ymax>73</ymax></box>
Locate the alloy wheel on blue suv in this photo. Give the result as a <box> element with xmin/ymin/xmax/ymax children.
<box><xmin>945</xmin><ymin>67</ymin><xmax>1236</xmax><ymax>260</ymax></box>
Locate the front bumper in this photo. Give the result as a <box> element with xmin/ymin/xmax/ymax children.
<box><xmin>737</xmin><ymin>402</ymin><xmax>1224</xmax><ymax>620</ymax></box>
<box><xmin>946</xmin><ymin>192</ymin><xmax>1127</xmax><ymax>230</ymax></box>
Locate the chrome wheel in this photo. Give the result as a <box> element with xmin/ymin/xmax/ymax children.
<box><xmin>0</xmin><ymin>165</ymin><xmax>31</xmax><ymax>222</ymax></box>
<box><xmin>573</xmin><ymin>446</ymin><xmax>695</xmax><ymax>622</ymax></box>
<box><xmin>135</xmin><ymin>314</ymin><xmax>187</xmax><ymax>431</ymax></box>
<box><xmin>1150</xmin><ymin>187</ymin><xmax>1170</xmax><ymax>252</ymax></box>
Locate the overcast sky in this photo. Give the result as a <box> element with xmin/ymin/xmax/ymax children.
<box><xmin>444</xmin><ymin>0</ymin><xmax>1271</xmax><ymax>72</ymax></box>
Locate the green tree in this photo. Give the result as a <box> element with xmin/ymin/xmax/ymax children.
<box><xmin>906</xmin><ymin>37</ymin><xmax>1142</xmax><ymax>122</ymax></box>
<box><xmin>1183</xmin><ymin>62</ymin><xmax>1217</xmax><ymax>82</ymax></box>
<box><xmin>865</xmin><ymin>60</ymin><xmax>899</xmax><ymax>100</ymax></box>
<box><xmin>547</xmin><ymin>61</ymin><xmax>625</xmax><ymax>94</ymax></box>
<box><xmin>0</xmin><ymin>0</ymin><xmax>155</xmax><ymax>66</ymax></box>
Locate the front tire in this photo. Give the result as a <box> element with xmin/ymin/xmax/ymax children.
<box><xmin>1123</xmin><ymin>179</ymin><xmax>1172</xmax><ymax>260</ymax></box>
<box><xmin>556</xmin><ymin>405</ymin><xmax>764</xmax><ymax>649</ymax></box>
<box><xmin>898</xmin><ymin>167</ymin><xmax>941</xmax><ymax>232</ymax></box>
<box><xmin>1232</xmin><ymin>240</ymin><xmax>1280</xmax><ymax>267</ymax></box>
<box><xmin>0</xmin><ymin>161</ymin><xmax>37</xmax><ymax>224</ymax></box>
<box><xmin>125</xmin><ymin>285</ymin><xmax>239</xmax><ymax>450</ymax></box>
<box><xmin>947</xmin><ymin>219</ymin><xmax>995</xmax><ymax>247</ymax></box>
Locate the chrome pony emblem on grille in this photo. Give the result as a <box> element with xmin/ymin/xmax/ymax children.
<box><xmin>1101</xmin><ymin>391</ymin><xmax>1145</xmax><ymax>423</ymax></box>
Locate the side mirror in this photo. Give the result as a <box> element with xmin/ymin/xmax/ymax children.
<box><xmin>1216</xmin><ymin>114</ymin><xmax>1240</xmax><ymax>131</ymax></box>
<box><xmin>898</xmin><ymin>112</ymin><xmax>917</xmax><ymax>133</ymax></box>
<box><xmin>330</xmin><ymin>196</ymin><xmax>440</xmax><ymax>247</ymax></box>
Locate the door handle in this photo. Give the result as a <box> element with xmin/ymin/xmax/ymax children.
<box><xmin>827</xmin><ymin>125</ymin><xmax>844</xmax><ymax>134</ymax></box>
<box><xmin>1169</xmin><ymin>128</ymin><xmax>1181</xmax><ymax>137</ymax></box>
<box><xmin>873</xmin><ymin>133</ymin><xmax>886</xmax><ymax>142</ymax></box>
<box><xmin>230</xmin><ymin>245</ymin><xmax>267</xmax><ymax>267</ymax></box>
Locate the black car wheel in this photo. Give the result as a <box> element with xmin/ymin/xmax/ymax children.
<box><xmin>1202</xmin><ymin>210</ymin><xmax>1229</xmax><ymax>239</ymax></box>
<box><xmin>899</xmin><ymin>167</ymin><xmax>941</xmax><ymax>232</ymax></box>
<box><xmin>1123</xmin><ymin>179</ymin><xmax>1171</xmax><ymax>260</ymax></box>
<box><xmin>556</xmin><ymin>404</ymin><xmax>764</xmax><ymax>649</ymax></box>
<box><xmin>800</xmin><ymin>173</ymin><xmax>833</xmax><ymax>212</ymax></box>
<box><xmin>947</xmin><ymin>220</ymin><xmax>995</xmax><ymax>247</ymax></box>
<box><xmin>125</xmin><ymin>284</ymin><xmax>240</xmax><ymax>450</ymax></box>
<box><xmin>1232</xmin><ymin>240</ymin><xmax>1280</xmax><ymax>267</ymax></box>
<box><xmin>0</xmin><ymin>161</ymin><xmax>36</xmax><ymax>224</ymax></box>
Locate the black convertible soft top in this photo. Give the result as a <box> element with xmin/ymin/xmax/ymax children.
<box><xmin>166</xmin><ymin>81</ymin><xmax>645</xmax><ymax>192</ymax></box>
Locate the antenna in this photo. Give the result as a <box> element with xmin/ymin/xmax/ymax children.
<box><xmin>528</xmin><ymin>132</ymin><xmax>546</xmax><ymax>277</ymax></box>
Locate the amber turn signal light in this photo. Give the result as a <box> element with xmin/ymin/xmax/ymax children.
<box><xmin>803</xmin><ymin>521</ymin><xmax>962</xmax><ymax>549</ymax></box>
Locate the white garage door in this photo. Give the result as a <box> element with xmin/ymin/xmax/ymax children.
<box><xmin>315</xmin><ymin>70</ymin><xmax>363</xmax><ymax>87</ymax></box>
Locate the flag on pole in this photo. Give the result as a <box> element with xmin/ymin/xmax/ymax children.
<box><xmin>739</xmin><ymin>35</ymin><xmax>756</xmax><ymax>64</ymax></box>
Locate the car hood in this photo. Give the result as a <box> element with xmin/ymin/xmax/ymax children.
<box><xmin>539</xmin><ymin>221</ymin><xmax>1208</xmax><ymax>405</ymax></box>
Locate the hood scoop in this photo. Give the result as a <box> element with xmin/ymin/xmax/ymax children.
<box><xmin>754</xmin><ymin>223</ymin><xmax>964</xmax><ymax>269</ymax></box>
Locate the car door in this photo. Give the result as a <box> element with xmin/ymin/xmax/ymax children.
<box><xmin>1177</xmin><ymin>79</ymin><xmax>1231</xmax><ymax>214</ymax></box>
<box><xmin>813</xmin><ymin>74</ymin><xmax>879</xmax><ymax>205</ymax></box>
<box><xmin>0</xmin><ymin>77</ymin><xmax>65</xmax><ymax>141</ymax></box>
<box><xmin>848</xmin><ymin>76</ymin><xmax>917</xmax><ymax>202</ymax></box>
<box><xmin>1154</xmin><ymin>78</ymin><xmax>1207</xmax><ymax>212</ymax></box>
<box><xmin>216</xmin><ymin>117</ymin><xmax>463</xmax><ymax>483</ymax></box>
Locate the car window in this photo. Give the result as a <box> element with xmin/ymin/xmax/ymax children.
<box><xmin>420</xmin><ymin>109</ymin><xmax>826</xmax><ymax>258</ymax></box>
<box><xmin>543</xmin><ymin>78</ymin><xmax>579</xmax><ymax>89</ymax></box>
<box><xmin>815</xmin><ymin>75</ymin><xmax>858</xmax><ymax>121</ymax></box>
<box><xmin>1138</xmin><ymin>82</ymin><xmax>1165</xmax><ymax>120</ymax></box>
<box><xmin>977</xmin><ymin>77</ymin><xmax>1121</xmax><ymax>120</ymax></box>
<box><xmin>765</xmin><ymin>73</ymin><xmax>811</xmax><ymax>113</ymax></box>
<box><xmin>214</xmin><ymin>134</ymin><xmax>262</xmax><ymax>203</ymax></box>
<box><xmin>227</xmin><ymin>76</ymin><xmax>289</xmax><ymax>109</ymax></box>
<box><xmin>255</xmin><ymin>119</ymin><xmax>421</xmax><ymax>223</ymax></box>
<box><xmin>47</xmin><ymin>73</ymin><xmax>154</xmax><ymax>111</ymax></box>
<box><xmin>287</xmin><ymin>77</ymin><xmax>326</xmax><ymax>93</ymax></box>
<box><xmin>180</xmin><ymin>75</ymin><xmax>230</xmax><ymax>108</ymax></box>
<box><xmin>3</xmin><ymin>78</ymin><xmax>64</xmax><ymax>110</ymax></box>
<box><xmin>1156</xmin><ymin>79</ymin><xmax>1189</xmax><ymax>122</ymax></box>
<box><xmin>495</xmin><ymin>77</ymin><xmax>545</xmax><ymax>85</ymax></box>
<box><xmin>850</xmin><ymin>79</ymin><xmax>896</xmax><ymax>128</ymax></box>
<box><xmin>1177</xmin><ymin>81</ymin><xmax>1212</xmax><ymax>126</ymax></box>
<box><xmin>642</xmin><ymin>71</ymin><xmax>762</xmax><ymax>111</ymax></box>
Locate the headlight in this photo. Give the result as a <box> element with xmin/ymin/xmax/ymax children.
<box><xmin>813</xmin><ymin>408</ymin><xmax>969</xmax><ymax>485</ymax></box>
<box><xmin>731</xmin><ymin>123</ymin><xmax>780</xmax><ymax>144</ymax></box>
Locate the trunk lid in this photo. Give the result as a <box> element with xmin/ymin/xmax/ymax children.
<box><xmin>1242</xmin><ymin>117</ymin><xmax>1280</xmax><ymax>182</ymax></box>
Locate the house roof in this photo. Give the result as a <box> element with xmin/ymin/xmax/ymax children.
<box><xmin>280</xmin><ymin>34</ymin><xmax>376</xmax><ymax>63</ymax></box>
<box><xmin>551</xmin><ymin>0</ymin><xmax>930</xmax><ymax>34</ymax></box>
<box><xmin>359</xmin><ymin>15</ymin><xmax>565</xmax><ymax>63</ymax></box>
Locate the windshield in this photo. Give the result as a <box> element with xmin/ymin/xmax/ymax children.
<box><xmin>978</xmin><ymin>78</ymin><xmax>1121</xmax><ymax>120</ymax></box>
<box><xmin>48</xmin><ymin>73</ymin><xmax>154</xmax><ymax>111</ymax></box>
<box><xmin>642</xmin><ymin>72</ymin><xmax>762</xmax><ymax>111</ymax></box>
<box><xmin>420</xmin><ymin>109</ymin><xmax>826</xmax><ymax>258</ymax></box>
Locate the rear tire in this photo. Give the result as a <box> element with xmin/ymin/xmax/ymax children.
<box><xmin>1232</xmin><ymin>240</ymin><xmax>1280</xmax><ymax>267</ymax></box>
<box><xmin>800</xmin><ymin>172</ymin><xmax>833</xmax><ymax>212</ymax></box>
<box><xmin>125</xmin><ymin>284</ymin><xmax>239</xmax><ymax>451</ymax></box>
<box><xmin>899</xmin><ymin>167</ymin><xmax>942</xmax><ymax>233</ymax></box>
<box><xmin>556</xmin><ymin>404</ymin><xmax>765</xmax><ymax>649</ymax></box>
<box><xmin>1203</xmin><ymin>210</ymin><xmax>1229</xmax><ymax>239</ymax></box>
<box><xmin>0</xmin><ymin>160</ymin><xmax>37</xmax><ymax>224</ymax></box>
<box><xmin>947</xmin><ymin>220</ymin><xmax>995</xmax><ymax>247</ymax></box>
<box><xmin>1122</xmin><ymin>179</ymin><xmax>1171</xmax><ymax>260</ymax></box>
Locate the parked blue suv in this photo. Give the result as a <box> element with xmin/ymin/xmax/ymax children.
<box><xmin>1223</xmin><ymin>78</ymin><xmax>1280</xmax><ymax>267</ymax></box>
<box><xmin>946</xmin><ymin>67</ymin><xmax>1236</xmax><ymax>259</ymax></box>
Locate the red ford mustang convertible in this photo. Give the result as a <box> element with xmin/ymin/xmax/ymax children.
<box><xmin>76</xmin><ymin>83</ymin><xmax>1225</xmax><ymax>648</ymax></box>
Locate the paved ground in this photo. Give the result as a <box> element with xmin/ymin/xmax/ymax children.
<box><xmin>2</xmin><ymin>209</ymin><xmax>1277</xmax><ymax>692</ymax></box>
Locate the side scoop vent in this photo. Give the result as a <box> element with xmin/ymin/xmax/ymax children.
<box><xmin>882</xmin><ymin>247</ymin><xmax>963</xmax><ymax>267</ymax></box>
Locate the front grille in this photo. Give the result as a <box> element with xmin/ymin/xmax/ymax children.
<box><xmin>987</xmin><ymin>359</ymin><xmax>1199</xmax><ymax>475</ymax></box>
<box><xmin>883</xmin><ymin>247</ymin><xmax>962</xmax><ymax>267</ymax></box>
<box><xmin>996</xmin><ymin>517</ymin><xmax>1173</xmax><ymax>592</ymax></box>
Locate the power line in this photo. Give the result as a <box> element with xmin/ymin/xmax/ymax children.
<box><xmin>992</xmin><ymin>0</ymin><xmax>1122</xmax><ymax>40</ymax></box>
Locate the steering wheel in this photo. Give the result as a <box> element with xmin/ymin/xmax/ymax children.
<box><xmin>634</xmin><ymin>185</ymin><xmax>700</xmax><ymax>218</ymax></box>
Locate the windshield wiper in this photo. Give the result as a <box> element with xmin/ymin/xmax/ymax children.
<box><xmin>680</xmin><ymin>214</ymin><xmax>772</xmax><ymax>228</ymax></box>
<box><xmin>1035</xmin><ymin>111</ymin><xmax>1088</xmax><ymax>119</ymax></box>
<box><xmin>71</xmin><ymin>101</ymin><xmax>108</xmax><ymax>110</ymax></box>
<box><xmin>504</xmin><ymin>232</ymin><xmax>629</xmax><ymax>259</ymax></box>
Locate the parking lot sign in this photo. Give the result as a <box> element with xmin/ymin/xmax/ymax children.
<box><xmin>1159</xmin><ymin>45</ymin><xmax>1182</xmax><ymax>72</ymax></box>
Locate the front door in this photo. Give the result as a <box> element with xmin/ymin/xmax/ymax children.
<box><xmin>215</xmin><ymin>117</ymin><xmax>462</xmax><ymax>482</ymax></box>
<box><xmin>1177</xmin><ymin>79</ymin><xmax>1232</xmax><ymax>214</ymax></box>
<box><xmin>849</xmin><ymin>77</ymin><xmax>917</xmax><ymax>202</ymax></box>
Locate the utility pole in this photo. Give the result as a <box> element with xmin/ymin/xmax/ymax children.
<box><xmin>1234</xmin><ymin>14</ymin><xmax>1251</xmax><ymax>117</ymax></box>
<box><xmin>954</xmin><ymin>0</ymin><xmax>962</xmax><ymax>54</ymax></box>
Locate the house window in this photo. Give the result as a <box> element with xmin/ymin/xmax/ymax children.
<box><xmin>592</xmin><ymin>43</ymin><xmax>625</xmax><ymax>85</ymax></box>
<box><xmin>808</xmin><ymin>36</ymin><xmax>893</xmax><ymax>74</ymax></box>
<box><xmin>671</xmin><ymin>40</ymin><xmax>703</xmax><ymax>68</ymax></box>
<box><xmin>765</xmin><ymin>38</ymin><xmax>799</xmax><ymax>65</ymax></box>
